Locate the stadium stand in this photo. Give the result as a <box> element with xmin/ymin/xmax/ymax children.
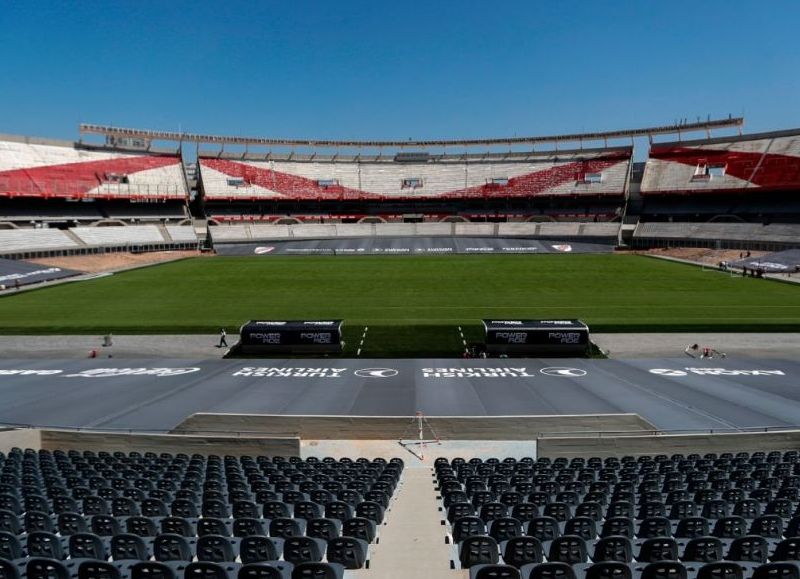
<box><xmin>0</xmin><ymin>225</ymin><xmax>199</xmax><ymax>259</ymax></box>
<box><xmin>437</xmin><ymin>451</ymin><xmax>800</xmax><ymax>579</ymax></box>
<box><xmin>199</xmin><ymin>149</ymin><xmax>632</xmax><ymax>201</ymax></box>
<box><xmin>0</xmin><ymin>229</ymin><xmax>79</xmax><ymax>254</ymax></box>
<box><xmin>70</xmin><ymin>226</ymin><xmax>167</xmax><ymax>246</ymax></box>
<box><xmin>199</xmin><ymin>149</ymin><xmax>630</xmax><ymax>228</ymax></box>
<box><xmin>641</xmin><ymin>130</ymin><xmax>800</xmax><ymax>195</ymax></box>
<box><xmin>0</xmin><ymin>137</ymin><xmax>187</xmax><ymax>200</ymax></box>
<box><xmin>635</xmin><ymin>130</ymin><xmax>800</xmax><ymax>240</ymax></box>
<box><xmin>0</xmin><ymin>448</ymin><xmax>403</xmax><ymax>578</ymax></box>
<box><xmin>632</xmin><ymin>223</ymin><xmax>800</xmax><ymax>251</ymax></box>
<box><xmin>0</xmin><ymin>135</ymin><xmax>190</xmax><ymax>228</ymax></box>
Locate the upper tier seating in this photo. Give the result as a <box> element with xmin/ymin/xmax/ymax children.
<box><xmin>641</xmin><ymin>132</ymin><xmax>800</xmax><ymax>194</ymax></box>
<box><xmin>0</xmin><ymin>229</ymin><xmax>78</xmax><ymax>255</ymax></box>
<box><xmin>0</xmin><ymin>448</ymin><xmax>403</xmax><ymax>578</ymax></box>
<box><xmin>437</xmin><ymin>451</ymin><xmax>800</xmax><ymax>579</ymax></box>
<box><xmin>0</xmin><ymin>139</ymin><xmax>188</xmax><ymax>200</ymax></box>
<box><xmin>199</xmin><ymin>150</ymin><xmax>631</xmax><ymax>200</ymax></box>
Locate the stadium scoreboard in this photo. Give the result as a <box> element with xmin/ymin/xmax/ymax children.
<box><xmin>239</xmin><ymin>320</ymin><xmax>343</xmax><ymax>354</ymax></box>
<box><xmin>483</xmin><ymin>319</ymin><xmax>589</xmax><ymax>356</ymax></box>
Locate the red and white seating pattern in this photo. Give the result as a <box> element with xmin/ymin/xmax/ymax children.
<box><xmin>0</xmin><ymin>139</ymin><xmax>188</xmax><ymax>200</ymax></box>
<box><xmin>199</xmin><ymin>150</ymin><xmax>631</xmax><ymax>200</ymax></box>
<box><xmin>641</xmin><ymin>132</ymin><xmax>800</xmax><ymax>194</ymax></box>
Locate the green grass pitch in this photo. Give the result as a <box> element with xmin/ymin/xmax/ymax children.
<box><xmin>0</xmin><ymin>254</ymin><xmax>797</xmax><ymax>356</ymax></box>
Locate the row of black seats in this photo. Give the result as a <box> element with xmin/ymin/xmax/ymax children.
<box><xmin>448</xmin><ymin>513</ymin><xmax>800</xmax><ymax>542</ymax></box>
<box><xmin>0</xmin><ymin>513</ymin><xmax>378</xmax><ymax>540</ymax></box>
<box><xmin>0</xmin><ymin>500</ymin><xmax>387</xmax><ymax>533</ymax></box>
<box><xmin>436</xmin><ymin>466</ymin><xmax>800</xmax><ymax>491</ymax></box>
<box><xmin>0</xmin><ymin>531</ymin><xmax>369</xmax><ymax>568</ymax></box>
<box><xmin>467</xmin><ymin>561</ymin><xmax>800</xmax><ymax>579</ymax></box>
<box><xmin>0</xmin><ymin>530</ymin><xmax>374</xmax><ymax>564</ymax></box>
<box><xmin>0</xmin><ymin>557</ymin><xmax>343</xmax><ymax>579</ymax></box>
<box><xmin>0</xmin><ymin>450</ymin><xmax>403</xmax><ymax>503</ymax></box>
<box><xmin>437</xmin><ymin>452</ymin><xmax>800</xmax><ymax>469</ymax></box>
<box><xmin>0</xmin><ymin>487</ymin><xmax>395</xmax><ymax>514</ymax></box>
<box><xmin>456</xmin><ymin>534</ymin><xmax>800</xmax><ymax>567</ymax></box>
<box><xmin>443</xmin><ymin>496</ymin><xmax>800</xmax><ymax>522</ymax></box>
<box><xmin>439</xmin><ymin>488</ymin><xmax>800</xmax><ymax>506</ymax></box>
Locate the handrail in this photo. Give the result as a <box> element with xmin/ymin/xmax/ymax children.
<box><xmin>2</xmin><ymin>420</ymin><xmax>799</xmax><ymax>439</ymax></box>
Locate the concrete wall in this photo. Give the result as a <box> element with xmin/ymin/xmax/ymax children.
<box><xmin>0</xmin><ymin>428</ymin><xmax>41</xmax><ymax>452</ymax></box>
<box><xmin>39</xmin><ymin>430</ymin><xmax>299</xmax><ymax>456</ymax></box>
<box><xmin>173</xmin><ymin>413</ymin><xmax>654</xmax><ymax>441</ymax></box>
<box><xmin>538</xmin><ymin>429</ymin><xmax>800</xmax><ymax>458</ymax></box>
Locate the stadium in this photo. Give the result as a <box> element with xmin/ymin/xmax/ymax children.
<box><xmin>2</xmin><ymin>3</ymin><xmax>800</xmax><ymax>579</ymax></box>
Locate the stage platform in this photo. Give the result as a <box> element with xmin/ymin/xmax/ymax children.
<box><xmin>0</xmin><ymin>357</ymin><xmax>797</xmax><ymax>433</ymax></box>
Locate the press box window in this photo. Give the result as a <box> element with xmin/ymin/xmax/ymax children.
<box><xmin>691</xmin><ymin>162</ymin><xmax>725</xmax><ymax>181</ymax></box>
<box><xmin>103</xmin><ymin>173</ymin><xmax>130</xmax><ymax>184</ymax></box>
<box><xmin>401</xmin><ymin>177</ymin><xmax>423</xmax><ymax>189</ymax></box>
<box><xmin>227</xmin><ymin>178</ymin><xmax>246</xmax><ymax>187</ymax></box>
<box><xmin>490</xmin><ymin>177</ymin><xmax>509</xmax><ymax>186</ymax></box>
<box><xmin>581</xmin><ymin>172</ymin><xmax>603</xmax><ymax>184</ymax></box>
<box><xmin>707</xmin><ymin>164</ymin><xmax>727</xmax><ymax>178</ymax></box>
<box><xmin>317</xmin><ymin>179</ymin><xmax>339</xmax><ymax>188</ymax></box>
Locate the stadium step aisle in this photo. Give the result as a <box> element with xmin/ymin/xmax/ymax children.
<box><xmin>366</xmin><ymin>467</ymin><xmax>463</xmax><ymax>579</ymax></box>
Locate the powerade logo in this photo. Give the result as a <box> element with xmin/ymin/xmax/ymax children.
<box><xmin>650</xmin><ymin>367</ymin><xmax>786</xmax><ymax>377</ymax></box>
<box><xmin>249</xmin><ymin>333</ymin><xmax>282</xmax><ymax>344</ymax></box>
<box><xmin>548</xmin><ymin>332</ymin><xmax>582</xmax><ymax>344</ymax></box>
<box><xmin>299</xmin><ymin>332</ymin><xmax>332</xmax><ymax>344</ymax></box>
<box><xmin>495</xmin><ymin>332</ymin><xmax>528</xmax><ymax>344</ymax></box>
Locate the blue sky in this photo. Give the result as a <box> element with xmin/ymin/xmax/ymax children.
<box><xmin>2</xmin><ymin>1</ymin><xmax>799</xmax><ymax>144</ymax></box>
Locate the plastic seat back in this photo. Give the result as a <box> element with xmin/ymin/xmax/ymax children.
<box><xmin>326</xmin><ymin>537</ymin><xmax>368</xmax><ymax>569</ymax></box>
<box><xmin>69</xmin><ymin>532</ymin><xmax>106</xmax><ymax>560</ymax></box>
<box><xmin>283</xmin><ymin>536</ymin><xmax>325</xmax><ymax>565</ymax></box>
<box><xmin>153</xmin><ymin>533</ymin><xmax>193</xmax><ymax>562</ymax></box>
<box><xmin>725</xmin><ymin>535</ymin><xmax>767</xmax><ymax>563</ymax></box>
<box><xmin>638</xmin><ymin>538</ymin><xmax>679</xmax><ymax>563</ymax></box>
<box><xmin>196</xmin><ymin>535</ymin><xmax>236</xmax><ymax>562</ymax></box>
<box><xmin>459</xmin><ymin>535</ymin><xmax>499</xmax><ymax>568</ymax></box>
<box><xmin>26</xmin><ymin>559</ymin><xmax>70</xmax><ymax>579</ymax></box>
<box><xmin>640</xmin><ymin>562</ymin><xmax>687</xmax><ymax>579</ymax></box>
<box><xmin>77</xmin><ymin>561</ymin><xmax>121</xmax><ymax>579</ymax></box>
<box><xmin>110</xmin><ymin>533</ymin><xmax>149</xmax><ymax>561</ymax></box>
<box><xmin>239</xmin><ymin>535</ymin><xmax>280</xmax><ymax>564</ymax></box>
<box><xmin>592</xmin><ymin>536</ymin><xmax>633</xmax><ymax>563</ymax></box>
<box><xmin>585</xmin><ymin>562</ymin><xmax>632</xmax><ymax>579</ymax></box>
<box><xmin>501</xmin><ymin>536</ymin><xmax>543</xmax><ymax>567</ymax></box>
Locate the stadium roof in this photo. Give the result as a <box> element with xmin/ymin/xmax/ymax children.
<box><xmin>80</xmin><ymin>117</ymin><xmax>743</xmax><ymax>149</ymax></box>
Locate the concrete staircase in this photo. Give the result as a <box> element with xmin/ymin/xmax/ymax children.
<box><xmin>366</xmin><ymin>467</ymin><xmax>465</xmax><ymax>579</ymax></box>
